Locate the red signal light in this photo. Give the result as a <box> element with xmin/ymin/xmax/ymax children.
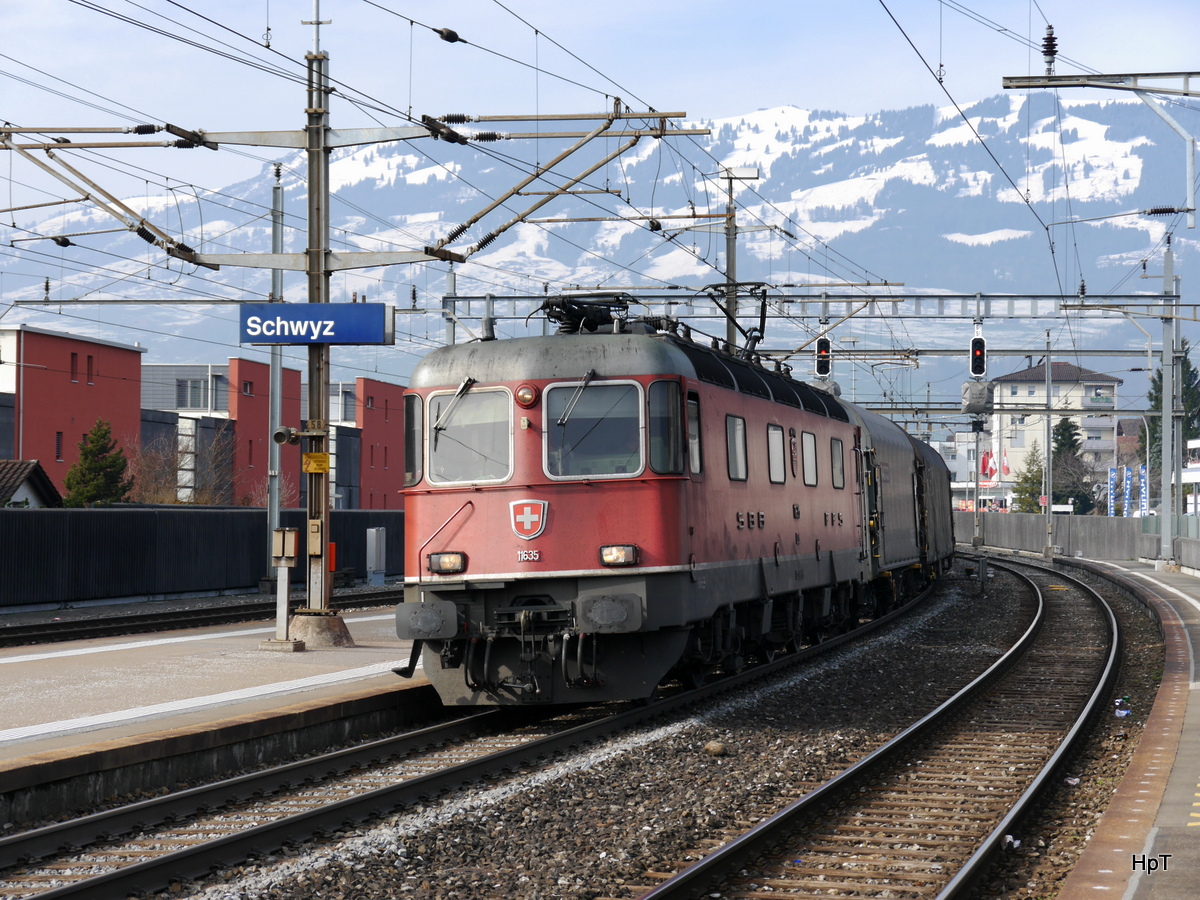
<box><xmin>969</xmin><ymin>337</ymin><xmax>987</xmax><ymax>377</ymax></box>
<box><xmin>814</xmin><ymin>337</ymin><xmax>832</xmax><ymax>377</ymax></box>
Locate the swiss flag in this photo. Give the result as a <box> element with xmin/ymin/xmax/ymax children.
<box><xmin>980</xmin><ymin>450</ymin><xmax>997</xmax><ymax>479</ymax></box>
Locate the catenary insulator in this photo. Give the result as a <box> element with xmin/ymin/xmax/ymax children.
<box><xmin>132</xmin><ymin>124</ymin><xmax>157</xmax><ymax>134</ymax></box>
<box><xmin>445</xmin><ymin>223</ymin><xmax>468</xmax><ymax>243</ymax></box>
<box><xmin>437</xmin><ymin>28</ymin><xmax>466</xmax><ymax>44</ymax></box>
<box><xmin>1042</xmin><ymin>26</ymin><xmax>1057</xmax><ymax>73</ymax></box>
<box><xmin>475</xmin><ymin>232</ymin><xmax>498</xmax><ymax>251</ymax></box>
<box><xmin>1145</xmin><ymin>206</ymin><xmax>1179</xmax><ymax>216</ymax></box>
<box><xmin>135</xmin><ymin>225</ymin><xmax>156</xmax><ymax>244</ymax></box>
<box><xmin>472</xmin><ymin>131</ymin><xmax>502</xmax><ymax>142</ymax></box>
<box><xmin>442</xmin><ymin>113</ymin><xmax>470</xmax><ymax>124</ymax></box>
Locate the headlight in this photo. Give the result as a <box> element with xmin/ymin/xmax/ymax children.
<box><xmin>514</xmin><ymin>384</ymin><xmax>539</xmax><ymax>408</ymax></box>
<box><xmin>428</xmin><ymin>551</ymin><xmax>467</xmax><ymax>574</ymax></box>
<box><xmin>599</xmin><ymin>544</ymin><xmax>639</xmax><ymax>567</ymax></box>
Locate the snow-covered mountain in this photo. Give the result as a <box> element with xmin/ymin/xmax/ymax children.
<box><xmin>5</xmin><ymin>90</ymin><xmax>1196</xmax><ymax>405</ymax></box>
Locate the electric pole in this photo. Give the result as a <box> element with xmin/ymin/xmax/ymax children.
<box><xmin>1004</xmin><ymin>60</ymin><xmax>1198</xmax><ymax>565</ymax></box>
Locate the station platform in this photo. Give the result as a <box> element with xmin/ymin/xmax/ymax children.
<box><xmin>1022</xmin><ymin>556</ymin><xmax>1200</xmax><ymax>900</ymax></box>
<box><xmin>0</xmin><ymin>605</ymin><xmax>422</xmax><ymax>756</ymax></box>
<box><xmin>0</xmin><ymin>602</ymin><xmax>433</xmax><ymax>825</ymax></box>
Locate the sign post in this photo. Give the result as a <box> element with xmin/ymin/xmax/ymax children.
<box><xmin>260</xmin><ymin>528</ymin><xmax>304</xmax><ymax>652</ymax></box>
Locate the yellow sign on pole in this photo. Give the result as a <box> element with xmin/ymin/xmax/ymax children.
<box><xmin>302</xmin><ymin>452</ymin><xmax>331</xmax><ymax>473</ymax></box>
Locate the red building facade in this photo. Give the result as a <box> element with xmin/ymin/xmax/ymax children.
<box><xmin>3</xmin><ymin>326</ymin><xmax>403</xmax><ymax>509</ymax></box>
<box><xmin>227</xmin><ymin>358</ymin><xmax>303</xmax><ymax>506</ymax></box>
<box><xmin>355</xmin><ymin>377</ymin><xmax>405</xmax><ymax>510</ymax></box>
<box><xmin>0</xmin><ymin>325</ymin><xmax>144</xmax><ymax>494</ymax></box>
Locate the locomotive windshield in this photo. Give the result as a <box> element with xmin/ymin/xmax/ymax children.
<box><xmin>545</xmin><ymin>382</ymin><xmax>643</xmax><ymax>478</ymax></box>
<box><xmin>427</xmin><ymin>388</ymin><xmax>511</xmax><ymax>483</ymax></box>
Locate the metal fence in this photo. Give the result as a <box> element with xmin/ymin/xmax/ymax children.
<box><xmin>0</xmin><ymin>508</ymin><xmax>403</xmax><ymax>610</ymax></box>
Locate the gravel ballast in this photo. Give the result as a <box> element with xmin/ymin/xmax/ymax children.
<box><xmin>152</xmin><ymin>560</ymin><xmax>1159</xmax><ymax>900</ymax></box>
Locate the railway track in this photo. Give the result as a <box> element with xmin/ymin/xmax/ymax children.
<box><xmin>0</xmin><ymin>578</ymin><xmax>945</xmax><ymax>900</ymax></box>
<box><xmin>625</xmin><ymin>557</ymin><xmax>1119</xmax><ymax>900</ymax></box>
<box><xmin>0</xmin><ymin>587</ymin><xmax>402</xmax><ymax>647</ymax></box>
<box><xmin>0</xmin><ymin>705</ymin><xmax>610</xmax><ymax>899</ymax></box>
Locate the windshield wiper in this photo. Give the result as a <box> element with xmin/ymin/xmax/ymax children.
<box><xmin>433</xmin><ymin>376</ymin><xmax>476</xmax><ymax>432</ymax></box>
<box><xmin>557</xmin><ymin>369</ymin><xmax>596</xmax><ymax>427</ymax></box>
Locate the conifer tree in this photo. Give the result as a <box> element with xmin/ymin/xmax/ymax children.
<box><xmin>63</xmin><ymin>418</ymin><xmax>134</xmax><ymax>508</ymax></box>
<box><xmin>1141</xmin><ymin>338</ymin><xmax>1200</xmax><ymax>477</ymax></box>
<box><xmin>1011</xmin><ymin>441</ymin><xmax>1045</xmax><ymax>514</ymax></box>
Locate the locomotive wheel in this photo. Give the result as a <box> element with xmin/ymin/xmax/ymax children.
<box><xmin>753</xmin><ymin>640</ymin><xmax>778</xmax><ymax>664</ymax></box>
<box><xmin>680</xmin><ymin>662</ymin><xmax>708</xmax><ymax>689</ymax></box>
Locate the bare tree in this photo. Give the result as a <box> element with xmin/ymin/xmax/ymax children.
<box><xmin>242</xmin><ymin>470</ymin><xmax>299</xmax><ymax>508</ymax></box>
<box><xmin>190</xmin><ymin>419</ymin><xmax>235</xmax><ymax>506</ymax></box>
<box><xmin>126</xmin><ymin>431</ymin><xmax>178</xmax><ymax>504</ymax></box>
<box><xmin>125</xmin><ymin>418</ymin><xmax>238</xmax><ymax>506</ymax></box>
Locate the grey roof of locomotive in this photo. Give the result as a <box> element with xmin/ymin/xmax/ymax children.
<box><xmin>408</xmin><ymin>332</ymin><xmax>852</xmax><ymax>422</ymax></box>
<box><xmin>407</xmin><ymin>332</ymin><xmax>941</xmax><ymax>466</ymax></box>
<box><xmin>409</xmin><ymin>333</ymin><xmax>693</xmax><ymax>388</ymax></box>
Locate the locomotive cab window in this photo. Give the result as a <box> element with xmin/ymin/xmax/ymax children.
<box><xmin>831</xmin><ymin>437</ymin><xmax>845</xmax><ymax>489</ymax></box>
<box><xmin>801</xmin><ymin>431</ymin><xmax>818</xmax><ymax>486</ymax></box>
<box><xmin>545</xmin><ymin>381</ymin><xmax>643</xmax><ymax>478</ymax></box>
<box><xmin>427</xmin><ymin>388</ymin><xmax>512</xmax><ymax>484</ymax></box>
<box><xmin>767</xmin><ymin>424</ymin><xmax>786</xmax><ymax>484</ymax></box>
<box><xmin>726</xmin><ymin>415</ymin><xmax>747</xmax><ymax>481</ymax></box>
<box><xmin>649</xmin><ymin>381</ymin><xmax>684</xmax><ymax>475</ymax></box>
<box><xmin>687</xmin><ymin>393</ymin><xmax>702</xmax><ymax>475</ymax></box>
<box><xmin>403</xmin><ymin>394</ymin><xmax>423</xmax><ymax>486</ymax></box>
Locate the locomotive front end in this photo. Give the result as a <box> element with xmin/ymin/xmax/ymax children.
<box><xmin>396</xmin><ymin>334</ymin><xmax>693</xmax><ymax>705</ymax></box>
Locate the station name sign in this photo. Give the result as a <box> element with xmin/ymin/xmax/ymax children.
<box><xmin>239</xmin><ymin>303</ymin><xmax>394</xmax><ymax>345</ymax></box>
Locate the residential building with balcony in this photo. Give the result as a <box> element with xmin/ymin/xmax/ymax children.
<box><xmin>938</xmin><ymin>361</ymin><xmax>1122</xmax><ymax>511</ymax></box>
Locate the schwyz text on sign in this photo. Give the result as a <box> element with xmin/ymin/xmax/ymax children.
<box><xmin>239</xmin><ymin>303</ymin><xmax>394</xmax><ymax>345</ymax></box>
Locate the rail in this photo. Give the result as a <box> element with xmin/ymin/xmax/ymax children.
<box><xmin>637</xmin><ymin>557</ymin><xmax>1117</xmax><ymax>899</ymax></box>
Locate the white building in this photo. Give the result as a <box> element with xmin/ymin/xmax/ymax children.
<box><xmin>941</xmin><ymin>362</ymin><xmax>1122</xmax><ymax>510</ymax></box>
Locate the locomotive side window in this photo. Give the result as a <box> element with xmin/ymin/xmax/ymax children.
<box><xmin>767</xmin><ymin>424</ymin><xmax>786</xmax><ymax>484</ymax></box>
<box><xmin>801</xmin><ymin>431</ymin><xmax>818</xmax><ymax>486</ymax></box>
<box><xmin>403</xmin><ymin>394</ymin><xmax>423</xmax><ymax>486</ymax></box>
<box><xmin>831</xmin><ymin>437</ymin><xmax>845</xmax><ymax>489</ymax></box>
<box><xmin>427</xmin><ymin>389</ymin><xmax>512</xmax><ymax>484</ymax></box>
<box><xmin>649</xmin><ymin>381</ymin><xmax>684</xmax><ymax>475</ymax></box>
<box><xmin>545</xmin><ymin>381</ymin><xmax>643</xmax><ymax>478</ymax></box>
<box><xmin>687</xmin><ymin>393</ymin><xmax>703</xmax><ymax>475</ymax></box>
<box><xmin>726</xmin><ymin>415</ymin><xmax>748</xmax><ymax>481</ymax></box>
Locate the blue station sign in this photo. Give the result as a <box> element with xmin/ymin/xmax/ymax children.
<box><xmin>239</xmin><ymin>303</ymin><xmax>394</xmax><ymax>345</ymax></box>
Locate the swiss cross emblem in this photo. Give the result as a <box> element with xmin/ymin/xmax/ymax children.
<box><xmin>510</xmin><ymin>499</ymin><xmax>548</xmax><ymax>540</ymax></box>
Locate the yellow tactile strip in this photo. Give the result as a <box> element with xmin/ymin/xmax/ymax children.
<box><xmin>1053</xmin><ymin>581</ymin><xmax>1189</xmax><ymax>900</ymax></box>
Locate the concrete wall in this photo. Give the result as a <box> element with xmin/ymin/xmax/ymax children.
<box><xmin>953</xmin><ymin>511</ymin><xmax>1141</xmax><ymax>559</ymax></box>
<box><xmin>955</xmin><ymin>511</ymin><xmax>1200</xmax><ymax>569</ymax></box>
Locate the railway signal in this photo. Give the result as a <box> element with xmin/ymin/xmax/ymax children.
<box><xmin>969</xmin><ymin>337</ymin><xmax>987</xmax><ymax>377</ymax></box>
<box><xmin>814</xmin><ymin>337</ymin><xmax>832</xmax><ymax>377</ymax></box>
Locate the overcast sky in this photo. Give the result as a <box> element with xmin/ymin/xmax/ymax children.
<box><xmin>4</xmin><ymin>0</ymin><xmax>1200</xmax><ymax>195</ymax></box>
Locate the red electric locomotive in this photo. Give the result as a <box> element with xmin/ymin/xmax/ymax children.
<box><xmin>395</xmin><ymin>297</ymin><xmax>954</xmax><ymax>705</ymax></box>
